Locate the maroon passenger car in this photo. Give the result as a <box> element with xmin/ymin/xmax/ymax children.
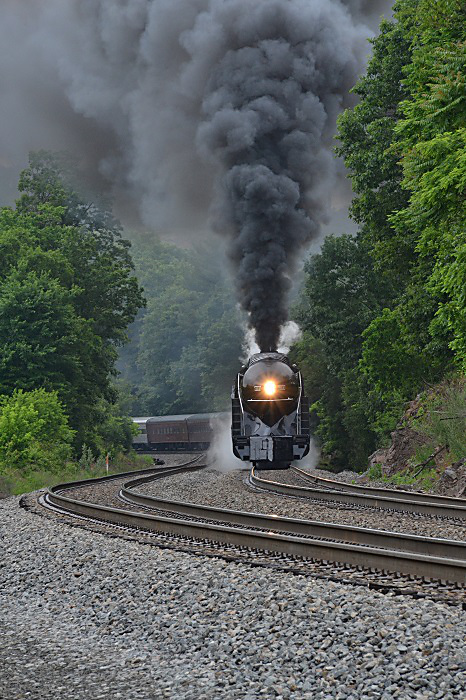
<box><xmin>136</xmin><ymin>413</ymin><xmax>227</xmax><ymax>451</ymax></box>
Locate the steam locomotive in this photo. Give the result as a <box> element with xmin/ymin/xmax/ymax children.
<box><xmin>231</xmin><ymin>352</ymin><xmax>310</xmax><ymax>470</ymax></box>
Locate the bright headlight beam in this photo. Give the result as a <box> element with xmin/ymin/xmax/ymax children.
<box><xmin>263</xmin><ymin>380</ymin><xmax>276</xmax><ymax>396</ymax></box>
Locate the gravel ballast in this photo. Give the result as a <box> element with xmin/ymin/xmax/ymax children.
<box><xmin>2</xmin><ymin>496</ymin><xmax>466</xmax><ymax>700</ymax></box>
<box><xmin>138</xmin><ymin>468</ymin><xmax>466</xmax><ymax>542</ymax></box>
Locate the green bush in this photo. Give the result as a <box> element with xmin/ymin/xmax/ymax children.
<box><xmin>0</xmin><ymin>388</ymin><xmax>74</xmax><ymax>477</ymax></box>
<box><xmin>78</xmin><ymin>444</ymin><xmax>106</xmax><ymax>471</ymax></box>
<box><xmin>366</xmin><ymin>463</ymin><xmax>383</xmax><ymax>480</ymax></box>
<box><xmin>95</xmin><ymin>412</ymin><xmax>136</xmax><ymax>456</ymax></box>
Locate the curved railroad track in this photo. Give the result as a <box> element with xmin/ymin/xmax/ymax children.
<box><xmin>293</xmin><ymin>466</ymin><xmax>466</xmax><ymax>507</ymax></box>
<box><xmin>119</xmin><ymin>470</ymin><xmax>466</xmax><ymax>583</ymax></box>
<box><xmin>250</xmin><ymin>467</ymin><xmax>466</xmax><ymax>520</ymax></box>
<box><xmin>29</xmin><ymin>456</ymin><xmax>466</xmax><ymax>600</ymax></box>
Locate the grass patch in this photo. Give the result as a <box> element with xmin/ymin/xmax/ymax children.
<box><xmin>365</xmin><ymin>460</ymin><xmax>439</xmax><ymax>490</ymax></box>
<box><xmin>0</xmin><ymin>451</ymin><xmax>155</xmax><ymax>496</ymax></box>
<box><xmin>380</xmin><ymin>467</ymin><xmax>438</xmax><ymax>489</ymax></box>
<box><xmin>413</xmin><ymin>379</ymin><xmax>466</xmax><ymax>461</ymax></box>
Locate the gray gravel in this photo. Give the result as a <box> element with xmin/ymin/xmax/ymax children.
<box><xmin>138</xmin><ymin>468</ymin><xmax>466</xmax><ymax>542</ymax></box>
<box><xmin>2</xmin><ymin>495</ymin><xmax>466</xmax><ymax>700</ymax></box>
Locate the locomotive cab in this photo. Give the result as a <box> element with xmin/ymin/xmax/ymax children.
<box><xmin>232</xmin><ymin>352</ymin><xmax>310</xmax><ymax>470</ymax></box>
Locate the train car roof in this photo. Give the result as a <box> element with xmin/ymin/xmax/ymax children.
<box><xmin>144</xmin><ymin>412</ymin><xmax>228</xmax><ymax>424</ymax></box>
<box><xmin>145</xmin><ymin>414</ymin><xmax>191</xmax><ymax>423</ymax></box>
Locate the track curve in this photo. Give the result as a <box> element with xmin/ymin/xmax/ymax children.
<box><xmin>250</xmin><ymin>468</ymin><xmax>466</xmax><ymax>520</ymax></box>
<box><xmin>292</xmin><ymin>466</ymin><xmax>466</xmax><ymax>507</ymax></box>
<box><xmin>37</xmin><ymin>461</ymin><xmax>466</xmax><ymax>586</ymax></box>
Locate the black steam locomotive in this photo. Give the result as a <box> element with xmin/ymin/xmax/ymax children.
<box><xmin>231</xmin><ymin>352</ymin><xmax>310</xmax><ymax>470</ymax></box>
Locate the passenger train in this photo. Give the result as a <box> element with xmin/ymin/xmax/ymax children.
<box><xmin>132</xmin><ymin>352</ymin><xmax>310</xmax><ymax>470</ymax></box>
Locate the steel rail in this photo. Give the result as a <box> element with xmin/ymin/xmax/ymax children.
<box><xmin>40</xmin><ymin>467</ymin><xmax>466</xmax><ymax>584</ymax></box>
<box><xmin>120</xmin><ymin>475</ymin><xmax>466</xmax><ymax>562</ymax></box>
<box><xmin>293</xmin><ymin>466</ymin><xmax>466</xmax><ymax>507</ymax></box>
<box><xmin>251</xmin><ymin>468</ymin><xmax>466</xmax><ymax>520</ymax></box>
<box><xmin>50</xmin><ymin>455</ymin><xmax>206</xmax><ymax>494</ymax></box>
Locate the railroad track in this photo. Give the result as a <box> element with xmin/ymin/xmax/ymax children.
<box><xmin>293</xmin><ymin>466</ymin><xmax>466</xmax><ymax>508</ymax></box>
<box><xmin>34</xmin><ymin>458</ymin><xmax>466</xmax><ymax>592</ymax></box>
<box><xmin>249</xmin><ymin>467</ymin><xmax>466</xmax><ymax>520</ymax></box>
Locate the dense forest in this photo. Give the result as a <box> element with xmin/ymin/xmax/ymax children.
<box><xmin>291</xmin><ymin>0</ymin><xmax>465</xmax><ymax>470</ymax></box>
<box><xmin>0</xmin><ymin>152</ymin><xmax>245</xmax><ymax>492</ymax></box>
<box><xmin>0</xmin><ymin>0</ymin><xmax>464</xmax><ymax>491</ymax></box>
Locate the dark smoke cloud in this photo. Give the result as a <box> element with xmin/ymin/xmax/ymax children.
<box><xmin>0</xmin><ymin>0</ymin><xmax>394</xmax><ymax>350</ymax></box>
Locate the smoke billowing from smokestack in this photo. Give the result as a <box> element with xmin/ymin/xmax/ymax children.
<box><xmin>193</xmin><ymin>1</ymin><xmax>367</xmax><ymax>350</ymax></box>
<box><xmin>1</xmin><ymin>0</ymin><xmax>393</xmax><ymax>350</ymax></box>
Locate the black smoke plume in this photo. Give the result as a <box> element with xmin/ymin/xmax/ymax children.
<box><xmin>0</xmin><ymin>0</ymin><xmax>393</xmax><ymax>350</ymax></box>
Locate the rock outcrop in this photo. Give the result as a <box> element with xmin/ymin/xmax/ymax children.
<box><xmin>367</xmin><ymin>379</ymin><xmax>465</xmax><ymax>497</ymax></box>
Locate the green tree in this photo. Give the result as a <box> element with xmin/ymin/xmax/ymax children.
<box><xmin>0</xmin><ymin>389</ymin><xmax>74</xmax><ymax>475</ymax></box>
<box><xmin>336</xmin><ymin>8</ymin><xmax>415</xmax><ymax>280</ymax></box>
<box><xmin>0</xmin><ymin>153</ymin><xmax>144</xmax><ymax>447</ymax></box>
<box><xmin>92</xmin><ymin>399</ymin><xmax>136</xmax><ymax>456</ymax></box>
<box><xmin>390</xmin><ymin>1</ymin><xmax>466</xmax><ymax>368</ymax></box>
<box><xmin>358</xmin><ymin>1</ymin><xmax>465</xmax><ymax>396</ymax></box>
<box><xmin>306</xmin><ymin>0</ymin><xmax>466</xmax><ymax>471</ymax></box>
<box><xmin>297</xmin><ymin>235</ymin><xmax>394</xmax><ymax>374</ymax></box>
<box><xmin>293</xmin><ymin>236</ymin><xmax>393</xmax><ymax>468</ymax></box>
<box><xmin>16</xmin><ymin>152</ymin><xmax>144</xmax><ymax>345</ymax></box>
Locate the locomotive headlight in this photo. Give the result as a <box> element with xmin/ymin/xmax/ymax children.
<box><xmin>264</xmin><ymin>380</ymin><xmax>277</xmax><ymax>396</ymax></box>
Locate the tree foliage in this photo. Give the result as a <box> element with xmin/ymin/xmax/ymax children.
<box><xmin>391</xmin><ymin>3</ymin><xmax>466</xmax><ymax>368</ymax></box>
<box><xmin>0</xmin><ymin>389</ymin><xmax>74</xmax><ymax>475</ymax></box>
<box><xmin>335</xmin><ymin>11</ymin><xmax>414</xmax><ymax>279</ymax></box>
<box><xmin>0</xmin><ymin>152</ymin><xmax>144</xmax><ymax>448</ymax></box>
<box><xmin>292</xmin><ymin>236</ymin><xmax>393</xmax><ymax>468</ymax></box>
<box><xmin>295</xmin><ymin>0</ymin><xmax>465</xmax><ymax>469</ymax></box>
<box><xmin>297</xmin><ymin>235</ymin><xmax>394</xmax><ymax>375</ymax></box>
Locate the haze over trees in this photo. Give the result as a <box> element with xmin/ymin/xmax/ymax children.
<box><xmin>117</xmin><ymin>234</ymin><xmax>243</xmax><ymax>416</ymax></box>
<box><xmin>292</xmin><ymin>0</ymin><xmax>465</xmax><ymax>469</ymax></box>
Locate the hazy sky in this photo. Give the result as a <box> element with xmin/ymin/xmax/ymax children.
<box><xmin>0</xmin><ymin>0</ymin><xmax>393</xmax><ymax>244</ymax></box>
